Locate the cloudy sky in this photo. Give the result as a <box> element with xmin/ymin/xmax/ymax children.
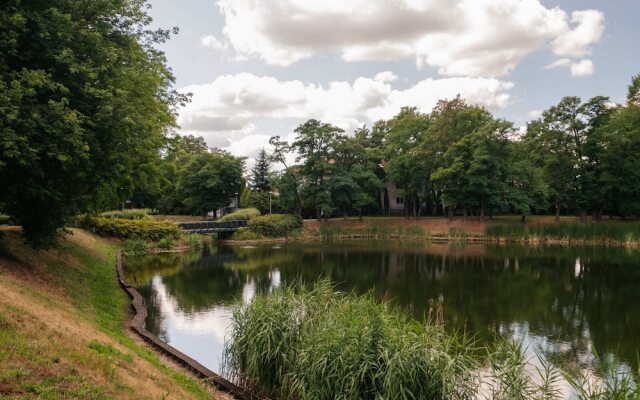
<box><xmin>148</xmin><ymin>0</ymin><xmax>639</xmax><ymax>161</ymax></box>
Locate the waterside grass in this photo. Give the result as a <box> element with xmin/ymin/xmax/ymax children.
<box><xmin>486</xmin><ymin>222</ymin><xmax>640</xmax><ymax>246</ymax></box>
<box><xmin>223</xmin><ymin>280</ymin><xmax>640</xmax><ymax>400</ymax></box>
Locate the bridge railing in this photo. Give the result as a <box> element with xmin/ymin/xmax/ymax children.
<box><xmin>177</xmin><ymin>220</ymin><xmax>248</xmax><ymax>232</ymax></box>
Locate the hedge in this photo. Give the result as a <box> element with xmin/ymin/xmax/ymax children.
<box><xmin>246</xmin><ymin>214</ymin><xmax>303</xmax><ymax>237</ymax></box>
<box><xmin>99</xmin><ymin>209</ymin><xmax>149</xmax><ymax>220</ymax></box>
<box><xmin>219</xmin><ymin>208</ymin><xmax>261</xmax><ymax>222</ymax></box>
<box><xmin>78</xmin><ymin>216</ymin><xmax>181</xmax><ymax>241</ymax></box>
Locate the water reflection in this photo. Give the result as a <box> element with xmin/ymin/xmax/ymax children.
<box><xmin>124</xmin><ymin>243</ymin><xmax>640</xmax><ymax>381</ymax></box>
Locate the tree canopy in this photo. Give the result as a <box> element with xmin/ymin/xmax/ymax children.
<box><xmin>0</xmin><ymin>0</ymin><xmax>185</xmax><ymax>246</ymax></box>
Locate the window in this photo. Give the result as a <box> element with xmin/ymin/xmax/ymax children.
<box><xmin>396</xmin><ymin>197</ymin><xmax>404</xmax><ymax>205</ymax></box>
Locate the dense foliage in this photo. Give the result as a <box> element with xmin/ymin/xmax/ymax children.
<box><xmin>219</xmin><ymin>208</ymin><xmax>261</xmax><ymax>222</ymax></box>
<box><xmin>0</xmin><ymin>0</ymin><xmax>186</xmax><ymax>246</ymax></box>
<box><xmin>246</xmin><ymin>214</ymin><xmax>303</xmax><ymax>237</ymax></box>
<box><xmin>269</xmin><ymin>76</ymin><xmax>640</xmax><ymax>221</ymax></box>
<box><xmin>77</xmin><ymin>216</ymin><xmax>180</xmax><ymax>241</ymax></box>
<box><xmin>100</xmin><ymin>209</ymin><xmax>149</xmax><ymax>220</ymax></box>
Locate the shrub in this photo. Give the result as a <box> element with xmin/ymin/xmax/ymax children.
<box><xmin>157</xmin><ymin>237</ymin><xmax>174</xmax><ymax>250</ymax></box>
<box><xmin>219</xmin><ymin>208</ymin><xmax>261</xmax><ymax>222</ymax></box>
<box><xmin>99</xmin><ymin>209</ymin><xmax>149</xmax><ymax>220</ymax></box>
<box><xmin>78</xmin><ymin>216</ymin><xmax>181</xmax><ymax>241</ymax></box>
<box><xmin>246</xmin><ymin>214</ymin><xmax>303</xmax><ymax>237</ymax></box>
<box><xmin>230</xmin><ymin>227</ymin><xmax>264</xmax><ymax>241</ymax></box>
<box><xmin>0</xmin><ymin>214</ymin><xmax>12</xmax><ymax>225</ymax></box>
<box><xmin>122</xmin><ymin>239</ymin><xmax>149</xmax><ymax>255</ymax></box>
<box><xmin>187</xmin><ymin>234</ymin><xmax>203</xmax><ymax>248</ymax></box>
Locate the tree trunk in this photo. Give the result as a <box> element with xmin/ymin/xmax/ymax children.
<box><xmin>579</xmin><ymin>209</ymin><xmax>587</xmax><ymax>222</ymax></box>
<box><xmin>521</xmin><ymin>214</ymin><xmax>526</xmax><ymax>223</ymax></box>
<box><xmin>359</xmin><ymin>210</ymin><xmax>363</xmax><ymax>222</ymax></box>
<box><xmin>555</xmin><ymin>203</ymin><xmax>560</xmax><ymax>224</ymax></box>
<box><xmin>316</xmin><ymin>207</ymin><xmax>321</xmax><ymax>221</ymax></box>
<box><xmin>343</xmin><ymin>209</ymin><xmax>348</xmax><ymax>221</ymax></box>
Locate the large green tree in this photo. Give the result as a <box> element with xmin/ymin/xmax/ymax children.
<box><xmin>292</xmin><ymin>119</ymin><xmax>344</xmax><ymax>220</ymax></box>
<box><xmin>0</xmin><ymin>0</ymin><xmax>185</xmax><ymax>246</ymax></box>
<box><xmin>176</xmin><ymin>151</ymin><xmax>245</xmax><ymax>217</ymax></box>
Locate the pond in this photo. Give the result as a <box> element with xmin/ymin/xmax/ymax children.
<box><xmin>123</xmin><ymin>242</ymin><xmax>640</xmax><ymax>384</ymax></box>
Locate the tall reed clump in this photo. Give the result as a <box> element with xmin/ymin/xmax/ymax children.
<box><xmin>486</xmin><ymin>222</ymin><xmax>640</xmax><ymax>245</ymax></box>
<box><xmin>223</xmin><ymin>280</ymin><xmax>478</xmax><ymax>400</ymax></box>
<box><xmin>223</xmin><ymin>280</ymin><xmax>640</xmax><ymax>399</ymax></box>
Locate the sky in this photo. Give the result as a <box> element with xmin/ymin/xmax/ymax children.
<box><xmin>147</xmin><ymin>0</ymin><xmax>640</xmax><ymax>162</ymax></box>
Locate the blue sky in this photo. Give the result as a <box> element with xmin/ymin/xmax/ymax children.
<box><xmin>147</xmin><ymin>0</ymin><xmax>640</xmax><ymax>159</ymax></box>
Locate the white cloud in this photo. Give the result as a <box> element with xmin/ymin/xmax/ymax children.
<box><xmin>200</xmin><ymin>34</ymin><xmax>225</xmax><ymax>50</ymax></box>
<box><xmin>177</xmin><ymin>72</ymin><xmax>514</xmax><ymax>155</ymax></box>
<box><xmin>552</xmin><ymin>10</ymin><xmax>604</xmax><ymax>58</ymax></box>
<box><xmin>544</xmin><ymin>58</ymin><xmax>571</xmax><ymax>70</ymax></box>
<box><xmin>216</xmin><ymin>0</ymin><xmax>604</xmax><ymax>77</ymax></box>
<box><xmin>527</xmin><ymin>110</ymin><xmax>543</xmax><ymax>119</ymax></box>
<box><xmin>570</xmin><ymin>59</ymin><xmax>594</xmax><ymax>77</ymax></box>
<box><xmin>544</xmin><ymin>58</ymin><xmax>594</xmax><ymax>77</ymax></box>
<box><xmin>374</xmin><ymin>71</ymin><xmax>399</xmax><ymax>83</ymax></box>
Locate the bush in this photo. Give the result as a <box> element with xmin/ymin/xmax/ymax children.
<box><xmin>157</xmin><ymin>237</ymin><xmax>174</xmax><ymax>250</ymax></box>
<box><xmin>246</xmin><ymin>214</ymin><xmax>303</xmax><ymax>237</ymax></box>
<box><xmin>99</xmin><ymin>209</ymin><xmax>149</xmax><ymax>220</ymax></box>
<box><xmin>230</xmin><ymin>227</ymin><xmax>264</xmax><ymax>241</ymax></box>
<box><xmin>78</xmin><ymin>216</ymin><xmax>181</xmax><ymax>241</ymax></box>
<box><xmin>219</xmin><ymin>208</ymin><xmax>261</xmax><ymax>222</ymax></box>
<box><xmin>0</xmin><ymin>214</ymin><xmax>12</xmax><ymax>225</ymax></box>
<box><xmin>122</xmin><ymin>239</ymin><xmax>149</xmax><ymax>255</ymax></box>
<box><xmin>187</xmin><ymin>234</ymin><xmax>204</xmax><ymax>248</ymax></box>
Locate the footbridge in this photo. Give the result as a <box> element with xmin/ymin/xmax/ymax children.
<box><xmin>177</xmin><ymin>220</ymin><xmax>247</xmax><ymax>234</ymax></box>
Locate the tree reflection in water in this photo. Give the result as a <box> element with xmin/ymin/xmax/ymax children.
<box><xmin>126</xmin><ymin>242</ymin><xmax>640</xmax><ymax>377</ymax></box>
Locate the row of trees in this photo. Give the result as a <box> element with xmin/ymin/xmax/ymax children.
<box><xmin>254</xmin><ymin>75</ymin><xmax>640</xmax><ymax>221</ymax></box>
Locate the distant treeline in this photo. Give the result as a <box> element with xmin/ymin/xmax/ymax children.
<box><xmin>132</xmin><ymin>74</ymin><xmax>640</xmax><ymax>222</ymax></box>
<box><xmin>239</xmin><ymin>74</ymin><xmax>640</xmax><ymax>221</ymax></box>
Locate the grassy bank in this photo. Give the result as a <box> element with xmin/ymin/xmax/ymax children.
<box><xmin>0</xmin><ymin>228</ymin><xmax>226</xmax><ymax>399</ymax></box>
<box><xmin>224</xmin><ymin>280</ymin><xmax>640</xmax><ymax>400</ymax></box>
<box><xmin>486</xmin><ymin>222</ymin><xmax>640</xmax><ymax>246</ymax></box>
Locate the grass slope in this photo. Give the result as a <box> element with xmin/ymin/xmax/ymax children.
<box><xmin>0</xmin><ymin>228</ymin><xmax>227</xmax><ymax>400</ymax></box>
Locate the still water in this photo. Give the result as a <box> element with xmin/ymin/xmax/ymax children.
<box><xmin>124</xmin><ymin>242</ymin><xmax>640</xmax><ymax>379</ymax></box>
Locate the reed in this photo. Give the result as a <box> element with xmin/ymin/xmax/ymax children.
<box><xmin>223</xmin><ymin>280</ymin><xmax>640</xmax><ymax>400</ymax></box>
<box><xmin>486</xmin><ymin>222</ymin><xmax>640</xmax><ymax>245</ymax></box>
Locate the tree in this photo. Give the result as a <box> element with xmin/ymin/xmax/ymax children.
<box><xmin>269</xmin><ymin>136</ymin><xmax>302</xmax><ymax>215</ymax></box>
<box><xmin>382</xmin><ymin>107</ymin><xmax>431</xmax><ymax>217</ymax></box>
<box><xmin>0</xmin><ymin>0</ymin><xmax>185</xmax><ymax>246</ymax></box>
<box><xmin>176</xmin><ymin>151</ymin><xmax>245</xmax><ymax>217</ymax></box>
<box><xmin>599</xmin><ymin>104</ymin><xmax>640</xmax><ymax>216</ymax></box>
<box><xmin>292</xmin><ymin>119</ymin><xmax>344</xmax><ymax>220</ymax></box>
<box><xmin>331</xmin><ymin>135</ymin><xmax>381</xmax><ymax>219</ymax></box>
<box><xmin>249</xmin><ymin>149</ymin><xmax>271</xmax><ymax>192</ymax></box>
<box><xmin>627</xmin><ymin>74</ymin><xmax>640</xmax><ymax>106</ymax></box>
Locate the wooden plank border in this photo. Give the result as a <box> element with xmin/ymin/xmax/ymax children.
<box><xmin>115</xmin><ymin>250</ymin><xmax>256</xmax><ymax>400</ymax></box>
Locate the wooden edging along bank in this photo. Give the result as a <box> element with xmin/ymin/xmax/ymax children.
<box><xmin>115</xmin><ymin>250</ymin><xmax>256</xmax><ymax>400</ymax></box>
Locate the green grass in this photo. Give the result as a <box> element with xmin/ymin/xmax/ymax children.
<box><xmin>223</xmin><ymin>280</ymin><xmax>640</xmax><ymax>400</ymax></box>
<box><xmin>318</xmin><ymin>224</ymin><xmax>433</xmax><ymax>241</ymax></box>
<box><xmin>486</xmin><ymin>222</ymin><xmax>640</xmax><ymax>244</ymax></box>
<box><xmin>0</xmin><ymin>230</ymin><xmax>213</xmax><ymax>399</ymax></box>
<box><xmin>59</xmin><ymin>235</ymin><xmax>212</xmax><ymax>398</ymax></box>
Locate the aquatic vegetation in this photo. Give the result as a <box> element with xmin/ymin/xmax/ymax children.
<box><xmin>224</xmin><ymin>280</ymin><xmax>640</xmax><ymax>400</ymax></box>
